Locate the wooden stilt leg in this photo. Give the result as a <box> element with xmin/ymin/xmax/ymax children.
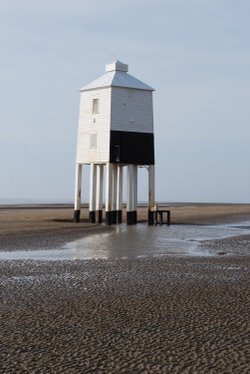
<box><xmin>74</xmin><ymin>163</ymin><xmax>82</xmax><ymax>222</ymax></box>
<box><xmin>148</xmin><ymin>165</ymin><xmax>155</xmax><ymax>225</ymax></box>
<box><xmin>116</xmin><ymin>165</ymin><xmax>123</xmax><ymax>223</ymax></box>
<box><xmin>96</xmin><ymin>164</ymin><xmax>103</xmax><ymax>223</ymax></box>
<box><xmin>105</xmin><ymin>163</ymin><xmax>113</xmax><ymax>225</ymax></box>
<box><xmin>89</xmin><ymin>163</ymin><xmax>97</xmax><ymax>223</ymax></box>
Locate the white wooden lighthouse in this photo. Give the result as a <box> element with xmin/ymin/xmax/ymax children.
<box><xmin>74</xmin><ymin>60</ymin><xmax>155</xmax><ymax>225</ymax></box>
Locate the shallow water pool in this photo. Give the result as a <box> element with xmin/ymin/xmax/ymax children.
<box><xmin>0</xmin><ymin>222</ymin><xmax>250</xmax><ymax>261</ymax></box>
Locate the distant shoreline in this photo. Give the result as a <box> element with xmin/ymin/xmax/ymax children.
<box><xmin>1</xmin><ymin>201</ymin><xmax>250</xmax><ymax>210</ymax></box>
<box><xmin>1</xmin><ymin>203</ymin><xmax>250</xmax><ymax>246</ymax></box>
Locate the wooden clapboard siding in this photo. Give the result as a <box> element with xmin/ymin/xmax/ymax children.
<box><xmin>110</xmin><ymin>130</ymin><xmax>154</xmax><ymax>164</ymax></box>
<box><xmin>76</xmin><ymin>61</ymin><xmax>154</xmax><ymax>165</ymax></box>
<box><xmin>110</xmin><ymin>87</ymin><xmax>153</xmax><ymax>134</ymax></box>
<box><xmin>76</xmin><ymin>87</ymin><xmax>111</xmax><ymax>163</ymax></box>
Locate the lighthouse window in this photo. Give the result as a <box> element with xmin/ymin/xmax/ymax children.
<box><xmin>90</xmin><ymin>134</ymin><xmax>97</xmax><ymax>148</ymax></box>
<box><xmin>92</xmin><ymin>99</ymin><xmax>99</xmax><ymax>114</ymax></box>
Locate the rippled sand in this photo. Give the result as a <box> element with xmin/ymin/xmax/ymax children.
<box><xmin>1</xmin><ymin>256</ymin><xmax>250</xmax><ymax>373</ymax></box>
<box><xmin>1</xmin><ymin>204</ymin><xmax>250</xmax><ymax>373</ymax></box>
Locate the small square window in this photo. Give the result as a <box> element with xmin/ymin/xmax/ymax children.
<box><xmin>92</xmin><ymin>99</ymin><xmax>99</xmax><ymax>114</ymax></box>
<box><xmin>90</xmin><ymin>134</ymin><xmax>97</xmax><ymax>148</ymax></box>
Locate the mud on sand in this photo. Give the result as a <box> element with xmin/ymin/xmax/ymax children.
<box><xmin>1</xmin><ymin>203</ymin><xmax>250</xmax><ymax>373</ymax></box>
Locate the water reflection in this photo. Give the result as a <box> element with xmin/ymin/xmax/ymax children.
<box><xmin>1</xmin><ymin>222</ymin><xmax>249</xmax><ymax>261</ymax></box>
<box><xmin>68</xmin><ymin>223</ymin><xmax>250</xmax><ymax>260</ymax></box>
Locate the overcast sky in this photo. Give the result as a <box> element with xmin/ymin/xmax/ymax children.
<box><xmin>1</xmin><ymin>0</ymin><xmax>249</xmax><ymax>203</ymax></box>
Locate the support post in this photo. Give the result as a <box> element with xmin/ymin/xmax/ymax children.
<box><xmin>105</xmin><ymin>163</ymin><xmax>113</xmax><ymax>225</ymax></box>
<box><xmin>132</xmin><ymin>165</ymin><xmax>138</xmax><ymax>224</ymax></box>
<box><xmin>148</xmin><ymin>165</ymin><xmax>155</xmax><ymax>225</ymax></box>
<box><xmin>96</xmin><ymin>164</ymin><xmax>104</xmax><ymax>223</ymax></box>
<box><xmin>116</xmin><ymin>165</ymin><xmax>123</xmax><ymax>223</ymax></box>
<box><xmin>74</xmin><ymin>163</ymin><xmax>82</xmax><ymax>222</ymax></box>
<box><xmin>167</xmin><ymin>210</ymin><xmax>171</xmax><ymax>226</ymax></box>
<box><xmin>127</xmin><ymin>165</ymin><xmax>135</xmax><ymax>225</ymax></box>
<box><xmin>111</xmin><ymin>164</ymin><xmax>117</xmax><ymax>224</ymax></box>
<box><xmin>89</xmin><ymin>163</ymin><xmax>97</xmax><ymax>223</ymax></box>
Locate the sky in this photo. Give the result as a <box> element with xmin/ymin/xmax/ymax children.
<box><xmin>0</xmin><ymin>0</ymin><xmax>250</xmax><ymax>203</ymax></box>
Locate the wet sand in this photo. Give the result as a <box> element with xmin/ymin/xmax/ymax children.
<box><xmin>1</xmin><ymin>203</ymin><xmax>250</xmax><ymax>250</ymax></box>
<box><xmin>1</xmin><ymin>204</ymin><xmax>250</xmax><ymax>373</ymax></box>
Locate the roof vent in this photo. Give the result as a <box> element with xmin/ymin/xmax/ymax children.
<box><xmin>105</xmin><ymin>60</ymin><xmax>128</xmax><ymax>73</ymax></box>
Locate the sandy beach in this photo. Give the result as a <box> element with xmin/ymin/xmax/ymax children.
<box><xmin>1</xmin><ymin>203</ymin><xmax>250</xmax><ymax>251</ymax></box>
<box><xmin>1</xmin><ymin>204</ymin><xmax>250</xmax><ymax>373</ymax></box>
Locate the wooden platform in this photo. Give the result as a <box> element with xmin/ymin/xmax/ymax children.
<box><xmin>154</xmin><ymin>210</ymin><xmax>171</xmax><ymax>226</ymax></box>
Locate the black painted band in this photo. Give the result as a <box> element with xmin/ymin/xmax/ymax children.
<box><xmin>127</xmin><ymin>211</ymin><xmax>137</xmax><ymax>225</ymax></box>
<box><xmin>74</xmin><ymin>210</ymin><xmax>81</xmax><ymax>223</ymax></box>
<box><xmin>97</xmin><ymin>210</ymin><xmax>103</xmax><ymax>224</ymax></box>
<box><xmin>111</xmin><ymin>211</ymin><xmax>117</xmax><ymax>224</ymax></box>
<box><xmin>110</xmin><ymin>130</ymin><xmax>154</xmax><ymax>164</ymax></box>
<box><xmin>89</xmin><ymin>211</ymin><xmax>96</xmax><ymax>224</ymax></box>
<box><xmin>116</xmin><ymin>210</ymin><xmax>122</xmax><ymax>224</ymax></box>
<box><xmin>105</xmin><ymin>211</ymin><xmax>112</xmax><ymax>225</ymax></box>
<box><xmin>148</xmin><ymin>211</ymin><xmax>154</xmax><ymax>225</ymax></box>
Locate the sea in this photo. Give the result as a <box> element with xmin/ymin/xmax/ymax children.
<box><xmin>0</xmin><ymin>198</ymin><xmax>74</xmax><ymax>205</ymax></box>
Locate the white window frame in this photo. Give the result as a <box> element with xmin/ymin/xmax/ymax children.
<box><xmin>90</xmin><ymin>133</ymin><xmax>97</xmax><ymax>149</ymax></box>
<box><xmin>92</xmin><ymin>99</ymin><xmax>99</xmax><ymax>114</ymax></box>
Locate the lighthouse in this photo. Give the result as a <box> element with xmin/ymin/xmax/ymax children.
<box><xmin>74</xmin><ymin>60</ymin><xmax>155</xmax><ymax>225</ymax></box>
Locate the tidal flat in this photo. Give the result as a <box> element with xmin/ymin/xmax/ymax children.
<box><xmin>1</xmin><ymin>204</ymin><xmax>250</xmax><ymax>373</ymax></box>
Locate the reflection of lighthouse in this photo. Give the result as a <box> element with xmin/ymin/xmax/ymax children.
<box><xmin>74</xmin><ymin>60</ymin><xmax>155</xmax><ymax>225</ymax></box>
